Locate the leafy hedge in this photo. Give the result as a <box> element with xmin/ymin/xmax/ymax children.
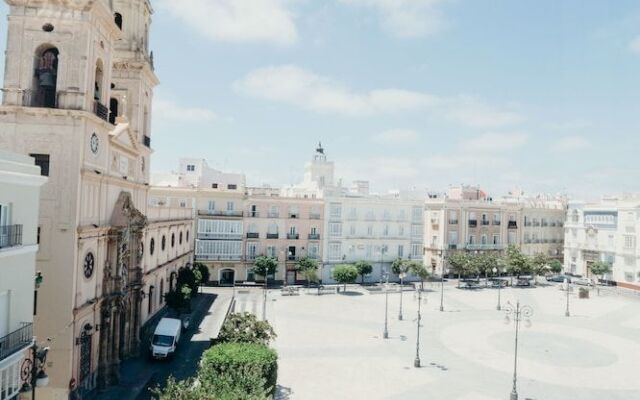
<box><xmin>218</xmin><ymin>312</ymin><xmax>277</xmax><ymax>346</ymax></box>
<box><xmin>200</xmin><ymin>343</ymin><xmax>278</xmax><ymax>397</ymax></box>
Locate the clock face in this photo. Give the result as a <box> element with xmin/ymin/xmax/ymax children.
<box><xmin>90</xmin><ymin>133</ymin><xmax>99</xmax><ymax>154</ymax></box>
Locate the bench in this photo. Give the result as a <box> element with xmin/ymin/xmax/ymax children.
<box><xmin>306</xmin><ymin>286</ymin><xmax>338</xmax><ymax>295</ymax></box>
<box><xmin>280</xmin><ymin>287</ymin><xmax>300</xmax><ymax>296</ymax></box>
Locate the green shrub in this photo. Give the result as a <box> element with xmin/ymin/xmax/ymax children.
<box><xmin>218</xmin><ymin>312</ymin><xmax>276</xmax><ymax>345</ymax></box>
<box><xmin>194</xmin><ymin>262</ymin><xmax>211</xmax><ymax>285</ymax></box>
<box><xmin>200</xmin><ymin>343</ymin><xmax>278</xmax><ymax>397</ymax></box>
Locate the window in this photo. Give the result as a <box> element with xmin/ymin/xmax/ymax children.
<box><xmin>171</xmin><ymin>233</ymin><xmax>175</xmax><ymax>248</ymax></box>
<box><xmin>247</xmin><ymin>243</ymin><xmax>259</xmax><ymax>259</ymax></box>
<box><xmin>448</xmin><ymin>210</ymin><xmax>458</xmax><ymax>224</ymax></box>
<box><xmin>383</xmin><ymin>225</ymin><xmax>389</xmax><ymax>236</ymax></box>
<box><xmin>329</xmin><ymin>222</ymin><xmax>342</xmax><ymax>237</ymax></box>
<box><xmin>186</xmin><ymin>164</ymin><xmax>195</xmax><ymax>172</ymax></box>
<box><xmin>411</xmin><ymin>243</ymin><xmax>422</xmax><ymax>257</ymax></box>
<box><xmin>468</xmin><ymin>235</ymin><xmax>475</xmax><ymax>245</ymax></box>
<box><xmin>398</xmin><ymin>225</ymin><xmax>405</xmax><ymax>236</ymax></box>
<box><xmin>448</xmin><ymin>231</ymin><xmax>458</xmax><ymax>245</ymax></box>
<box><xmin>349</xmin><ymin>225</ymin><xmax>356</xmax><ymax>235</ymax></box>
<box><xmin>411</xmin><ymin>207</ymin><xmax>423</xmax><ymax>222</ymax></box>
<box><xmin>30</xmin><ymin>154</ymin><xmax>50</xmax><ymax>176</ymax></box>
<box><xmin>161</xmin><ymin>235</ymin><xmax>166</xmax><ymax>251</ymax></box>
<box><xmin>481</xmin><ymin>235</ymin><xmax>487</xmax><ymax>245</ymax></box>
<box><xmin>624</xmin><ymin>235</ymin><xmax>636</xmax><ymax>249</ymax></box>
<box><xmin>268</xmin><ymin>223</ymin><xmax>278</xmax><ymax>234</ymax></box>
<box><xmin>308</xmin><ymin>243</ymin><xmax>319</xmax><ymax>259</ymax></box>
<box><xmin>329</xmin><ymin>203</ymin><xmax>342</xmax><ymax>219</ymax></box>
<box><xmin>367</xmin><ymin>225</ymin><xmax>374</xmax><ymax>236</ymax></box>
<box><xmin>114</xmin><ymin>12</ymin><xmax>123</xmax><ymax>30</ymax></box>
<box><xmin>328</xmin><ymin>243</ymin><xmax>342</xmax><ymax>260</ymax></box>
<box><xmin>411</xmin><ymin>224</ymin><xmax>422</xmax><ymax>237</ymax></box>
<box><xmin>508</xmin><ymin>231</ymin><xmax>517</xmax><ymax>245</ymax></box>
<box><xmin>211</xmin><ymin>183</ymin><xmax>218</xmax><ymax>189</ymax></box>
<box><xmin>398</xmin><ymin>245</ymin><xmax>404</xmax><ymax>258</ymax></box>
<box><xmin>33</xmin><ymin>47</ymin><xmax>59</xmax><ymax>108</ymax></box>
<box><xmin>227</xmin><ymin>202</ymin><xmax>234</xmax><ymax>211</ymax></box>
<box><xmin>228</xmin><ymin>184</ymin><xmax>237</xmax><ymax>190</ymax></box>
<box><xmin>109</xmin><ymin>97</ymin><xmax>119</xmax><ymax>124</ymax></box>
<box><xmin>150</xmin><ymin>238</ymin><xmax>155</xmax><ymax>255</ymax></box>
<box><xmin>179</xmin><ymin>231</ymin><xmax>183</xmax><ymax>244</ymax></box>
<box><xmin>493</xmin><ymin>235</ymin><xmax>500</xmax><ymax>245</ymax></box>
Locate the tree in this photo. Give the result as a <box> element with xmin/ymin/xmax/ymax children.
<box><xmin>471</xmin><ymin>252</ymin><xmax>498</xmax><ymax>285</ymax></box>
<box><xmin>549</xmin><ymin>259</ymin><xmax>563</xmax><ymax>274</ymax></box>
<box><xmin>589</xmin><ymin>260</ymin><xmax>612</xmax><ymax>295</ymax></box>
<box><xmin>194</xmin><ymin>262</ymin><xmax>210</xmax><ymax>286</ymax></box>
<box><xmin>177</xmin><ymin>267</ymin><xmax>198</xmax><ymax>295</ymax></box>
<box><xmin>354</xmin><ymin>260</ymin><xmax>373</xmax><ymax>284</ymax></box>
<box><xmin>253</xmin><ymin>256</ymin><xmax>278</xmax><ymax>286</ymax></box>
<box><xmin>332</xmin><ymin>264</ymin><xmax>358</xmax><ymax>291</ymax></box>
<box><xmin>218</xmin><ymin>312</ymin><xmax>277</xmax><ymax>345</ymax></box>
<box><xmin>447</xmin><ymin>252</ymin><xmax>470</xmax><ymax>286</ymax></box>
<box><xmin>530</xmin><ymin>253</ymin><xmax>550</xmax><ymax>284</ymax></box>
<box><xmin>295</xmin><ymin>257</ymin><xmax>319</xmax><ymax>287</ymax></box>
<box><xmin>409</xmin><ymin>261</ymin><xmax>429</xmax><ymax>290</ymax></box>
<box><xmin>164</xmin><ymin>286</ymin><xmax>190</xmax><ymax>312</ymax></box>
<box><xmin>504</xmin><ymin>246</ymin><xmax>531</xmax><ymax>279</ymax></box>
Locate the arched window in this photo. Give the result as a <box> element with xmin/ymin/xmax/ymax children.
<box><xmin>33</xmin><ymin>46</ymin><xmax>59</xmax><ymax>108</ymax></box>
<box><xmin>114</xmin><ymin>13</ymin><xmax>123</xmax><ymax>30</ymax></box>
<box><xmin>109</xmin><ymin>97</ymin><xmax>119</xmax><ymax>124</ymax></box>
<box><xmin>94</xmin><ymin>59</ymin><xmax>104</xmax><ymax>102</ymax></box>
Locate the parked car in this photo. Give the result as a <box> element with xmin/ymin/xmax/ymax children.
<box><xmin>572</xmin><ymin>277</ymin><xmax>593</xmax><ymax>286</ymax></box>
<box><xmin>150</xmin><ymin>318</ymin><xmax>182</xmax><ymax>360</ymax></box>
<box><xmin>546</xmin><ymin>274</ymin><xmax>571</xmax><ymax>283</ymax></box>
<box><xmin>515</xmin><ymin>278</ymin><xmax>532</xmax><ymax>287</ymax></box>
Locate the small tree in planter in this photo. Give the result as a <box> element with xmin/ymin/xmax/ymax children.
<box><xmin>332</xmin><ymin>264</ymin><xmax>358</xmax><ymax>292</ymax></box>
<box><xmin>177</xmin><ymin>266</ymin><xmax>199</xmax><ymax>296</ymax></box>
<box><xmin>391</xmin><ymin>258</ymin><xmax>412</xmax><ymax>289</ymax></box>
<box><xmin>354</xmin><ymin>260</ymin><xmax>373</xmax><ymax>285</ymax></box>
<box><xmin>447</xmin><ymin>252</ymin><xmax>470</xmax><ymax>287</ymax></box>
<box><xmin>588</xmin><ymin>260</ymin><xmax>612</xmax><ymax>295</ymax></box>
<box><xmin>530</xmin><ymin>253</ymin><xmax>550</xmax><ymax>284</ymax></box>
<box><xmin>295</xmin><ymin>257</ymin><xmax>319</xmax><ymax>287</ymax></box>
<box><xmin>409</xmin><ymin>261</ymin><xmax>429</xmax><ymax>290</ymax></box>
<box><xmin>253</xmin><ymin>256</ymin><xmax>278</xmax><ymax>288</ymax></box>
<box><xmin>194</xmin><ymin>262</ymin><xmax>210</xmax><ymax>287</ymax></box>
<box><xmin>505</xmin><ymin>246</ymin><xmax>532</xmax><ymax>284</ymax></box>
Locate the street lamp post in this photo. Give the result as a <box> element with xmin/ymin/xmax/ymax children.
<box><xmin>565</xmin><ymin>278</ymin><xmax>571</xmax><ymax>317</ymax></box>
<box><xmin>398</xmin><ymin>272</ymin><xmax>406</xmax><ymax>321</ymax></box>
<box><xmin>383</xmin><ymin>271</ymin><xmax>389</xmax><ymax>339</ymax></box>
<box><xmin>493</xmin><ymin>267</ymin><xmax>502</xmax><ymax>311</ymax></box>
<box><xmin>439</xmin><ymin>249</ymin><xmax>445</xmax><ymax>312</ymax></box>
<box><xmin>504</xmin><ymin>301</ymin><xmax>533</xmax><ymax>400</ymax></box>
<box><xmin>414</xmin><ymin>288</ymin><xmax>424</xmax><ymax>368</ymax></box>
<box><xmin>21</xmin><ymin>341</ymin><xmax>50</xmax><ymax>400</ymax></box>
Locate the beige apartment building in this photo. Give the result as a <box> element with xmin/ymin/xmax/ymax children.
<box><xmin>425</xmin><ymin>187</ymin><xmax>565</xmax><ymax>275</ymax></box>
<box><xmin>0</xmin><ymin>151</ymin><xmax>47</xmax><ymax>400</ymax></box>
<box><xmin>244</xmin><ymin>190</ymin><xmax>324</xmax><ymax>285</ymax></box>
<box><xmin>0</xmin><ymin>1</ymin><xmax>194</xmax><ymax>397</ymax></box>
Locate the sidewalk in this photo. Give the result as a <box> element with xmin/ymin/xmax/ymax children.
<box><xmin>94</xmin><ymin>288</ymin><xmax>233</xmax><ymax>400</ymax></box>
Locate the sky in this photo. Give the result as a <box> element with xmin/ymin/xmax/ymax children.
<box><xmin>1</xmin><ymin>0</ymin><xmax>639</xmax><ymax>199</ymax></box>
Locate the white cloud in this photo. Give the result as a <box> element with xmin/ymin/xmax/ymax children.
<box><xmin>460</xmin><ymin>132</ymin><xmax>528</xmax><ymax>153</ymax></box>
<box><xmin>153</xmin><ymin>98</ymin><xmax>218</xmax><ymax>123</ymax></box>
<box><xmin>444</xmin><ymin>96</ymin><xmax>525</xmax><ymax>129</ymax></box>
<box><xmin>374</xmin><ymin>129</ymin><xmax>419</xmax><ymax>143</ymax></box>
<box><xmin>553</xmin><ymin>136</ymin><xmax>591</xmax><ymax>152</ymax></box>
<box><xmin>425</xmin><ymin>154</ymin><xmax>510</xmax><ymax>170</ymax></box>
<box><xmin>339</xmin><ymin>0</ymin><xmax>448</xmax><ymax>38</ymax></box>
<box><xmin>158</xmin><ymin>0</ymin><xmax>297</xmax><ymax>46</ymax></box>
<box><xmin>629</xmin><ymin>36</ymin><xmax>640</xmax><ymax>54</ymax></box>
<box><xmin>234</xmin><ymin>65</ymin><xmax>437</xmax><ymax>116</ymax></box>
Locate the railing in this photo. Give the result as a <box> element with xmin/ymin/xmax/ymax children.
<box><xmin>195</xmin><ymin>254</ymin><xmax>242</xmax><ymax>261</ymax></box>
<box><xmin>287</xmin><ymin>255</ymin><xmax>300</xmax><ymax>261</ymax></box>
<box><xmin>493</xmin><ymin>220</ymin><xmax>501</xmax><ymax>226</ymax></box>
<box><xmin>0</xmin><ymin>225</ymin><xmax>23</xmax><ymax>249</ymax></box>
<box><xmin>266</xmin><ymin>233</ymin><xmax>279</xmax><ymax>239</ymax></box>
<box><xmin>448</xmin><ymin>244</ymin><xmax>458</xmax><ymax>250</ymax></box>
<box><xmin>20</xmin><ymin>88</ymin><xmax>58</xmax><ymax>108</ymax></box>
<box><xmin>94</xmin><ymin>101</ymin><xmax>109</xmax><ymax>122</ymax></box>
<box><xmin>468</xmin><ymin>220</ymin><xmax>478</xmax><ymax>228</ymax></box>
<box><xmin>308</xmin><ymin>234</ymin><xmax>320</xmax><ymax>240</ymax></box>
<box><xmin>288</xmin><ymin>214</ymin><xmax>299</xmax><ymax>219</ymax></box>
<box><xmin>508</xmin><ymin>221</ymin><xmax>518</xmax><ymax>229</ymax></box>
<box><xmin>287</xmin><ymin>233</ymin><xmax>300</xmax><ymax>240</ymax></box>
<box><xmin>246</xmin><ymin>233</ymin><xmax>259</xmax><ymax>239</ymax></box>
<box><xmin>466</xmin><ymin>244</ymin><xmax>505</xmax><ymax>251</ymax></box>
<box><xmin>197</xmin><ymin>232</ymin><xmax>243</xmax><ymax>240</ymax></box>
<box><xmin>309</xmin><ymin>213</ymin><xmax>321</xmax><ymax>220</ymax></box>
<box><xmin>481</xmin><ymin>220</ymin><xmax>490</xmax><ymax>226</ymax></box>
<box><xmin>198</xmin><ymin>210</ymin><xmax>244</xmax><ymax>217</ymax></box>
<box><xmin>448</xmin><ymin>219</ymin><xmax>458</xmax><ymax>225</ymax></box>
<box><xmin>524</xmin><ymin>222</ymin><xmax>532</xmax><ymax>227</ymax></box>
<box><xmin>143</xmin><ymin>135</ymin><xmax>151</xmax><ymax>147</ymax></box>
<box><xmin>431</xmin><ymin>219</ymin><xmax>439</xmax><ymax>225</ymax></box>
<box><xmin>533</xmin><ymin>222</ymin><xmax>541</xmax><ymax>227</ymax></box>
<box><xmin>268</xmin><ymin>212</ymin><xmax>280</xmax><ymax>218</ymax></box>
<box><xmin>0</xmin><ymin>322</ymin><xmax>32</xmax><ymax>362</ymax></box>
<box><xmin>248</xmin><ymin>211</ymin><xmax>260</xmax><ymax>218</ymax></box>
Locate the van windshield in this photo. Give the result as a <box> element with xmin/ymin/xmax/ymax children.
<box><xmin>152</xmin><ymin>334</ymin><xmax>174</xmax><ymax>347</ymax></box>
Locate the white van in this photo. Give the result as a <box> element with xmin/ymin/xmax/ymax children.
<box><xmin>150</xmin><ymin>318</ymin><xmax>182</xmax><ymax>360</ymax></box>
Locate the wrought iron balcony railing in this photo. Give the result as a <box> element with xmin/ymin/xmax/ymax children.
<box><xmin>0</xmin><ymin>322</ymin><xmax>32</xmax><ymax>362</ymax></box>
<box><xmin>0</xmin><ymin>225</ymin><xmax>23</xmax><ymax>249</ymax></box>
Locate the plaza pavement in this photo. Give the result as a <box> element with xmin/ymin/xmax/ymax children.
<box><xmin>269</xmin><ymin>282</ymin><xmax>640</xmax><ymax>400</ymax></box>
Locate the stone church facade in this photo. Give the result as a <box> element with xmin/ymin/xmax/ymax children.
<box><xmin>0</xmin><ymin>1</ymin><xmax>194</xmax><ymax>398</ymax></box>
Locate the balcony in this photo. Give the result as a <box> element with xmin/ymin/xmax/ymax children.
<box><xmin>198</xmin><ymin>210</ymin><xmax>244</xmax><ymax>218</ymax></box>
<box><xmin>287</xmin><ymin>233</ymin><xmax>300</xmax><ymax>240</ymax></box>
<box><xmin>309</xmin><ymin>213</ymin><xmax>321</xmax><ymax>220</ymax></box>
<box><xmin>94</xmin><ymin>101</ymin><xmax>109</xmax><ymax>122</ymax></box>
<box><xmin>197</xmin><ymin>232</ymin><xmax>243</xmax><ymax>240</ymax></box>
<box><xmin>246</xmin><ymin>232</ymin><xmax>259</xmax><ymax>239</ymax></box>
<box><xmin>0</xmin><ymin>225</ymin><xmax>23</xmax><ymax>249</ymax></box>
<box><xmin>308</xmin><ymin>233</ymin><xmax>320</xmax><ymax>240</ymax></box>
<box><xmin>481</xmin><ymin>220</ymin><xmax>490</xmax><ymax>226</ymax></box>
<box><xmin>143</xmin><ymin>135</ymin><xmax>151</xmax><ymax>148</ymax></box>
<box><xmin>267</xmin><ymin>212</ymin><xmax>280</xmax><ymax>218</ymax></box>
<box><xmin>448</xmin><ymin>244</ymin><xmax>458</xmax><ymax>250</ymax></box>
<box><xmin>287</xmin><ymin>255</ymin><xmax>300</xmax><ymax>261</ymax></box>
<box><xmin>468</xmin><ymin>220</ymin><xmax>478</xmax><ymax>228</ymax></box>
<box><xmin>493</xmin><ymin>220</ymin><xmax>501</xmax><ymax>226</ymax></box>
<box><xmin>430</xmin><ymin>219</ymin><xmax>439</xmax><ymax>226</ymax></box>
<box><xmin>266</xmin><ymin>233</ymin><xmax>279</xmax><ymax>239</ymax></box>
<box><xmin>466</xmin><ymin>244</ymin><xmax>505</xmax><ymax>251</ymax></box>
<box><xmin>196</xmin><ymin>254</ymin><xmax>242</xmax><ymax>261</ymax></box>
<box><xmin>508</xmin><ymin>221</ymin><xmax>518</xmax><ymax>229</ymax></box>
<box><xmin>288</xmin><ymin>214</ymin><xmax>299</xmax><ymax>219</ymax></box>
<box><xmin>0</xmin><ymin>322</ymin><xmax>32</xmax><ymax>362</ymax></box>
<box><xmin>448</xmin><ymin>219</ymin><xmax>458</xmax><ymax>225</ymax></box>
<box><xmin>248</xmin><ymin>211</ymin><xmax>260</xmax><ymax>218</ymax></box>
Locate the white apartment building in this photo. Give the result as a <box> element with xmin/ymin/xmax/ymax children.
<box><xmin>564</xmin><ymin>197</ymin><xmax>640</xmax><ymax>290</ymax></box>
<box><xmin>0</xmin><ymin>151</ymin><xmax>47</xmax><ymax>400</ymax></box>
<box><xmin>323</xmin><ymin>194</ymin><xmax>424</xmax><ymax>283</ymax></box>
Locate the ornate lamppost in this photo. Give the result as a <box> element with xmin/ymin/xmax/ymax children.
<box><xmin>413</xmin><ymin>288</ymin><xmax>426</xmax><ymax>367</ymax></box>
<box><xmin>439</xmin><ymin>249</ymin><xmax>446</xmax><ymax>312</ymax></box>
<box><xmin>564</xmin><ymin>278</ymin><xmax>571</xmax><ymax>317</ymax></box>
<box><xmin>493</xmin><ymin>267</ymin><xmax>502</xmax><ymax>311</ymax></box>
<box><xmin>383</xmin><ymin>270</ymin><xmax>390</xmax><ymax>339</ymax></box>
<box><xmin>20</xmin><ymin>341</ymin><xmax>50</xmax><ymax>400</ymax></box>
<box><xmin>504</xmin><ymin>301</ymin><xmax>533</xmax><ymax>400</ymax></box>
